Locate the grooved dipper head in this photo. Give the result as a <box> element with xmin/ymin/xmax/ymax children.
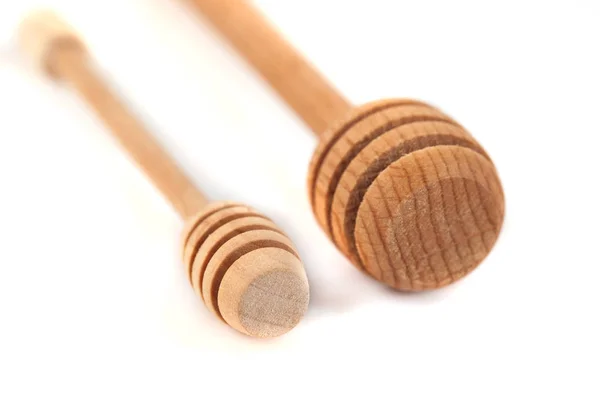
<box><xmin>308</xmin><ymin>99</ymin><xmax>504</xmax><ymax>291</ymax></box>
<box><xmin>182</xmin><ymin>202</ymin><xmax>309</xmax><ymax>338</ymax></box>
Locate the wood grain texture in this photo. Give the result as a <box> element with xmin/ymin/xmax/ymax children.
<box><xmin>20</xmin><ymin>11</ymin><xmax>309</xmax><ymax>337</ymax></box>
<box><xmin>182</xmin><ymin>202</ymin><xmax>308</xmax><ymax>337</ymax></box>
<box><xmin>220</xmin><ymin>248</ymin><xmax>307</xmax><ymax>338</ymax></box>
<box><xmin>310</xmin><ymin>101</ymin><xmax>504</xmax><ymax>290</ymax></box>
<box><xmin>186</xmin><ymin>0</ymin><xmax>506</xmax><ymax>290</ymax></box>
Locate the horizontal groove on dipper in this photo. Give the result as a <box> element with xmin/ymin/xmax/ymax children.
<box><xmin>196</xmin><ymin>222</ymin><xmax>284</xmax><ymax>294</ymax></box>
<box><xmin>310</xmin><ymin>100</ymin><xmax>428</xmax><ymax>206</ymax></box>
<box><xmin>186</xmin><ymin>211</ymin><xmax>267</xmax><ymax>281</ymax></box>
<box><xmin>323</xmin><ymin>116</ymin><xmax>459</xmax><ymax>237</ymax></box>
<box><xmin>342</xmin><ymin>136</ymin><xmax>490</xmax><ymax>265</ymax></box>
<box><xmin>210</xmin><ymin>240</ymin><xmax>299</xmax><ymax>320</ymax></box>
<box><xmin>183</xmin><ymin>203</ymin><xmax>240</xmax><ymax>247</ymax></box>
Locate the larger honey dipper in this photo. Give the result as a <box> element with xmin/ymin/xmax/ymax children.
<box><xmin>184</xmin><ymin>0</ymin><xmax>505</xmax><ymax>291</ymax></box>
<box><xmin>19</xmin><ymin>11</ymin><xmax>309</xmax><ymax>337</ymax></box>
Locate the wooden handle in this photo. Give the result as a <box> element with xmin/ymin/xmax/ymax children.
<box><xmin>185</xmin><ymin>0</ymin><xmax>351</xmax><ymax>135</ymax></box>
<box><xmin>19</xmin><ymin>11</ymin><xmax>208</xmax><ymax>219</ymax></box>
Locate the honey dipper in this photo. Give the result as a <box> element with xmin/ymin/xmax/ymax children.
<box><xmin>19</xmin><ymin>11</ymin><xmax>309</xmax><ymax>338</ymax></box>
<box><xmin>184</xmin><ymin>0</ymin><xmax>505</xmax><ymax>291</ymax></box>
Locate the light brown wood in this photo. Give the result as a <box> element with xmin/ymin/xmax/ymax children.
<box><xmin>219</xmin><ymin>247</ymin><xmax>307</xmax><ymax>338</ymax></box>
<box><xmin>186</xmin><ymin>0</ymin><xmax>506</xmax><ymax>291</ymax></box>
<box><xmin>20</xmin><ymin>12</ymin><xmax>206</xmax><ymax>219</ymax></box>
<box><xmin>20</xmin><ymin>11</ymin><xmax>309</xmax><ymax>337</ymax></box>
<box><xmin>184</xmin><ymin>0</ymin><xmax>350</xmax><ymax>135</ymax></box>
<box><xmin>182</xmin><ymin>202</ymin><xmax>308</xmax><ymax>336</ymax></box>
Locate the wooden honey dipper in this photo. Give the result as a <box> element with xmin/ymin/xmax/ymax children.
<box><xmin>19</xmin><ymin>11</ymin><xmax>309</xmax><ymax>338</ymax></box>
<box><xmin>184</xmin><ymin>0</ymin><xmax>505</xmax><ymax>291</ymax></box>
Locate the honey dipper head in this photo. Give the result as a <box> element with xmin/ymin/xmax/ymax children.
<box><xmin>308</xmin><ymin>99</ymin><xmax>505</xmax><ymax>291</ymax></box>
<box><xmin>19</xmin><ymin>11</ymin><xmax>86</xmax><ymax>79</ymax></box>
<box><xmin>182</xmin><ymin>202</ymin><xmax>309</xmax><ymax>338</ymax></box>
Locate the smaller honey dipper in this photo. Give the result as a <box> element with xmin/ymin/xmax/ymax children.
<box><xmin>19</xmin><ymin>11</ymin><xmax>309</xmax><ymax>338</ymax></box>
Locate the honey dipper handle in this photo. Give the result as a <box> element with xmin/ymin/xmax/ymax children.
<box><xmin>187</xmin><ymin>0</ymin><xmax>351</xmax><ymax>136</ymax></box>
<box><xmin>19</xmin><ymin>11</ymin><xmax>208</xmax><ymax>219</ymax></box>
<box><xmin>55</xmin><ymin>47</ymin><xmax>208</xmax><ymax>219</ymax></box>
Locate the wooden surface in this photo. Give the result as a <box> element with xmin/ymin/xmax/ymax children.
<box><xmin>19</xmin><ymin>11</ymin><xmax>309</xmax><ymax>338</ymax></box>
<box><xmin>186</xmin><ymin>0</ymin><xmax>506</xmax><ymax>290</ymax></box>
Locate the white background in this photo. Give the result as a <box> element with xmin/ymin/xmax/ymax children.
<box><xmin>1</xmin><ymin>0</ymin><xmax>599</xmax><ymax>399</ymax></box>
